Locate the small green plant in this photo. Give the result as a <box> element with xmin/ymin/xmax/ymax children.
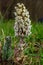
<box><xmin>2</xmin><ymin>36</ymin><xmax>14</xmax><ymax>60</ymax></box>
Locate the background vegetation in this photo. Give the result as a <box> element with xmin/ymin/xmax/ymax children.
<box><xmin>0</xmin><ymin>19</ymin><xmax>43</xmax><ymax>65</ymax></box>
<box><xmin>0</xmin><ymin>0</ymin><xmax>43</xmax><ymax>64</ymax></box>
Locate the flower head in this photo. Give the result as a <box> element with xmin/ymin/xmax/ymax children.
<box><xmin>14</xmin><ymin>3</ymin><xmax>32</xmax><ymax>37</ymax></box>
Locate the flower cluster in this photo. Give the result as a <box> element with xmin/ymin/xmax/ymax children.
<box><xmin>14</xmin><ymin>3</ymin><xmax>32</xmax><ymax>37</ymax></box>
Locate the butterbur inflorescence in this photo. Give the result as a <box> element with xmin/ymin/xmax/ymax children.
<box><xmin>14</xmin><ymin>3</ymin><xmax>32</xmax><ymax>37</ymax></box>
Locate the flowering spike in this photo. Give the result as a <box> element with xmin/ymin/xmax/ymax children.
<box><xmin>14</xmin><ymin>3</ymin><xmax>32</xmax><ymax>37</ymax></box>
